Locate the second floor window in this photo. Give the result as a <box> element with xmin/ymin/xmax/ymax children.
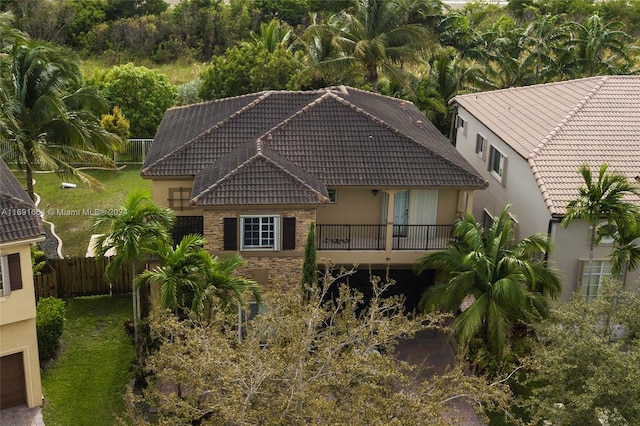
<box><xmin>489</xmin><ymin>146</ymin><xmax>506</xmax><ymax>181</ymax></box>
<box><xmin>475</xmin><ymin>134</ymin><xmax>486</xmax><ymax>159</ymax></box>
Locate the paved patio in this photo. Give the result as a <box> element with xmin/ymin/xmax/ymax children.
<box><xmin>0</xmin><ymin>405</ymin><xmax>44</xmax><ymax>426</ymax></box>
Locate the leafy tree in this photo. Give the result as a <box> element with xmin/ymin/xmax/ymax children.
<box><xmin>561</xmin><ymin>163</ymin><xmax>640</xmax><ymax>298</ymax></box>
<box><xmin>254</xmin><ymin>0</ymin><xmax>311</xmax><ymax>27</ymax></box>
<box><xmin>198</xmin><ymin>43</ymin><xmax>302</xmax><ymax>100</ymax></box>
<box><xmin>417</xmin><ymin>205</ymin><xmax>562</xmax><ymax>358</ymax></box>
<box><xmin>246</xmin><ymin>18</ymin><xmax>292</xmax><ymax>53</ymax></box>
<box><xmin>104</xmin><ymin>0</ymin><xmax>168</xmax><ymax>21</ymax></box>
<box><xmin>136</xmin><ymin>234</ymin><xmax>260</xmax><ymax>317</ymax></box>
<box><xmin>91</xmin><ymin>63</ymin><xmax>177</xmax><ymax>137</ymax></box>
<box><xmin>0</xmin><ymin>35</ymin><xmax>122</xmax><ymax>201</ymax></box>
<box><xmin>91</xmin><ymin>190</ymin><xmax>175</xmax><ymax>351</ymax></box>
<box><xmin>100</xmin><ymin>106</ymin><xmax>130</xmax><ymax>140</ymax></box>
<box><xmin>319</xmin><ymin>0</ymin><xmax>434</xmax><ymax>92</ymax></box>
<box><xmin>518</xmin><ymin>281</ymin><xmax>640</xmax><ymax>425</ymax></box>
<box><xmin>135</xmin><ymin>274</ymin><xmax>511</xmax><ymax>424</ymax></box>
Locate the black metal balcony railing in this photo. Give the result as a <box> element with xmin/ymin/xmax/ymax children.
<box><xmin>315</xmin><ymin>224</ymin><xmax>454</xmax><ymax>251</ymax></box>
<box><xmin>316</xmin><ymin>225</ymin><xmax>387</xmax><ymax>250</ymax></box>
<box><xmin>391</xmin><ymin>224</ymin><xmax>455</xmax><ymax>250</ymax></box>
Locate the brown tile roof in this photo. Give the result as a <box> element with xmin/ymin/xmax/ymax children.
<box><xmin>144</xmin><ymin>87</ymin><xmax>487</xmax><ymax>206</ymax></box>
<box><xmin>0</xmin><ymin>158</ymin><xmax>45</xmax><ymax>243</ymax></box>
<box><xmin>452</xmin><ymin>76</ymin><xmax>640</xmax><ymax>215</ymax></box>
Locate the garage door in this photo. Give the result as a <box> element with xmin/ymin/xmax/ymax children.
<box><xmin>0</xmin><ymin>352</ymin><xmax>27</xmax><ymax>409</ymax></box>
<box><xmin>324</xmin><ymin>268</ymin><xmax>435</xmax><ymax>313</ymax></box>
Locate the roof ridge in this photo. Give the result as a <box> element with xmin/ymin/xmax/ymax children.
<box><xmin>0</xmin><ymin>191</ymin><xmax>37</xmax><ymax>210</ymax></box>
<box><xmin>258</xmin><ymin>91</ymin><xmax>485</xmax><ymax>186</ymax></box>
<box><xmin>527</xmin><ymin>76</ymin><xmax>609</xmax><ymax>215</ymax></box>
<box><xmin>141</xmin><ymin>92</ymin><xmax>275</xmax><ymax>174</ymax></box>
<box><xmin>163</xmin><ymin>91</ymin><xmax>267</xmax><ymax>113</ymax></box>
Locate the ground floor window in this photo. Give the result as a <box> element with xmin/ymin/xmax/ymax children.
<box><xmin>579</xmin><ymin>259</ymin><xmax>621</xmax><ymax>300</ymax></box>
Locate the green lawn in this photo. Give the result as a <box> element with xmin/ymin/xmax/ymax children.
<box><xmin>41</xmin><ymin>294</ymin><xmax>134</xmax><ymax>426</ymax></box>
<box><xmin>17</xmin><ymin>167</ymin><xmax>151</xmax><ymax>257</ymax></box>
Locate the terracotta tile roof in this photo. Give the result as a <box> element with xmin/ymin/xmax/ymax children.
<box><xmin>452</xmin><ymin>76</ymin><xmax>640</xmax><ymax>215</ymax></box>
<box><xmin>0</xmin><ymin>158</ymin><xmax>45</xmax><ymax>243</ymax></box>
<box><xmin>144</xmin><ymin>87</ymin><xmax>487</xmax><ymax>206</ymax></box>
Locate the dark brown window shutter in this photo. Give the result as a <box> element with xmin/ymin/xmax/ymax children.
<box><xmin>282</xmin><ymin>218</ymin><xmax>296</xmax><ymax>250</ymax></box>
<box><xmin>223</xmin><ymin>218</ymin><xmax>238</xmax><ymax>250</ymax></box>
<box><xmin>8</xmin><ymin>253</ymin><xmax>22</xmax><ymax>291</ymax></box>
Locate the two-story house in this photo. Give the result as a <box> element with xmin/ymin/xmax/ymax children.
<box><xmin>142</xmin><ymin>86</ymin><xmax>487</xmax><ymax>308</ymax></box>
<box><xmin>0</xmin><ymin>158</ymin><xmax>45</xmax><ymax>409</ymax></box>
<box><xmin>451</xmin><ymin>75</ymin><xmax>640</xmax><ymax>301</ymax></box>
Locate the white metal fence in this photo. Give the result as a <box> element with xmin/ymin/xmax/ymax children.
<box><xmin>0</xmin><ymin>138</ymin><xmax>154</xmax><ymax>165</ymax></box>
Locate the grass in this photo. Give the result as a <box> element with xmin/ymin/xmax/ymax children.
<box><xmin>15</xmin><ymin>167</ymin><xmax>151</xmax><ymax>257</ymax></box>
<box><xmin>80</xmin><ymin>56</ymin><xmax>205</xmax><ymax>86</ymax></box>
<box><xmin>41</xmin><ymin>294</ymin><xmax>135</xmax><ymax>426</ymax></box>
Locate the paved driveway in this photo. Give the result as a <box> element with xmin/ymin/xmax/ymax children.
<box><xmin>396</xmin><ymin>328</ymin><xmax>485</xmax><ymax>425</ymax></box>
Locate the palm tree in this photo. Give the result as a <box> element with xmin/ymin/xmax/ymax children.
<box><xmin>321</xmin><ymin>0</ymin><xmax>434</xmax><ymax>92</ymax></box>
<box><xmin>519</xmin><ymin>14</ymin><xmax>568</xmax><ymax>84</ymax></box>
<box><xmin>562</xmin><ymin>14</ymin><xmax>633</xmax><ymax>78</ymax></box>
<box><xmin>417</xmin><ymin>205</ymin><xmax>561</xmax><ymax>357</ymax></box>
<box><xmin>1</xmin><ymin>36</ymin><xmax>122</xmax><ymax>201</ymax></box>
<box><xmin>137</xmin><ymin>234</ymin><xmax>260</xmax><ymax>317</ymax></box>
<box><xmin>92</xmin><ymin>190</ymin><xmax>175</xmax><ymax>347</ymax></box>
<box><xmin>562</xmin><ymin>164</ymin><xmax>640</xmax><ymax>294</ymax></box>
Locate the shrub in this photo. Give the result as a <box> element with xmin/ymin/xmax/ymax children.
<box><xmin>36</xmin><ymin>297</ymin><xmax>66</xmax><ymax>360</ymax></box>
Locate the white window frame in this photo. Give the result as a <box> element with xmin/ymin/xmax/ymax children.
<box><xmin>456</xmin><ymin>115</ymin><xmax>467</xmax><ymax>136</ymax></box>
<box><xmin>0</xmin><ymin>255</ymin><xmax>9</xmax><ymax>297</ymax></box>
<box><xmin>579</xmin><ymin>259</ymin><xmax>621</xmax><ymax>301</ymax></box>
<box><xmin>475</xmin><ymin>134</ymin><xmax>486</xmax><ymax>159</ymax></box>
<box><xmin>240</xmin><ymin>215</ymin><xmax>280</xmax><ymax>251</ymax></box>
<box><xmin>489</xmin><ymin>146</ymin><xmax>506</xmax><ymax>181</ymax></box>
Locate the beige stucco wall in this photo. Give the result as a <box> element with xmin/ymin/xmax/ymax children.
<box><xmin>0</xmin><ymin>242</ymin><xmax>43</xmax><ymax>408</ymax></box>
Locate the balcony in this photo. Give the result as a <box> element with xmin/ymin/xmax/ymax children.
<box><xmin>316</xmin><ymin>224</ymin><xmax>454</xmax><ymax>251</ymax></box>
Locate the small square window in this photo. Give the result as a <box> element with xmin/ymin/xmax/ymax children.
<box><xmin>489</xmin><ymin>146</ymin><xmax>506</xmax><ymax>181</ymax></box>
<box><xmin>327</xmin><ymin>189</ymin><xmax>337</xmax><ymax>202</ymax></box>
<box><xmin>240</xmin><ymin>215</ymin><xmax>279</xmax><ymax>250</ymax></box>
<box><xmin>456</xmin><ymin>116</ymin><xmax>467</xmax><ymax>136</ymax></box>
<box><xmin>475</xmin><ymin>134</ymin><xmax>486</xmax><ymax>159</ymax></box>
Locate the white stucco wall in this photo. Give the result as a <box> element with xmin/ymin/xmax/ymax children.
<box><xmin>454</xmin><ymin>108</ymin><xmax>640</xmax><ymax>300</ymax></box>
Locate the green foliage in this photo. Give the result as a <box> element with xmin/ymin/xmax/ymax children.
<box><xmin>93</xmin><ymin>63</ymin><xmax>177</xmax><ymax>137</ymax></box>
<box><xmin>418</xmin><ymin>205</ymin><xmax>562</xmax><ymax>361</ymax></box>
<box><xmin>36</xmin><ymin>297</ymin><xmax>66</xmax><ymax>360</ymax></box>
<box><xmin>31</xmin><ymin>244</ymin><xmax>47</xmax><ymax>276</ymax></box>
<box><xmin>198</xmin><ymin>44</ymin><xmax>302</xmax><ymax>100</ymax></box>
<box><xmin>100</xmin><ymin>105</ymin><xmax>130</xmax><ymax>140</ymax></box>
<box><xmin>518</xmin><ymin>282</ymin><xmax>640</xmax><ymax>425</ymax></box>
<box><xmin>254</xmin><ymin>0</ymin><xmax>311</xmax><ymax>27</ymax></box>
<box><xmin>135</xmin><ymin>274</ymin><xmax>511</xmax><ymax>424</ymax></box>
<box><xmin>0</xmin><ymin>31</ymin><xmax>123</xmax><ymax>201</ymax></box>
<box><xmin>301</xmin><ymin>222</ymin><xmax>317</xmax><ymax>302</ymax></box>
<box><xmin>136</xmin><ymin>234</ymin><xmax>260</xmax><ymax>317</ymax></box>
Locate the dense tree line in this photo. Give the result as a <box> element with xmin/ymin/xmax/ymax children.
<box><xmin>4</xmin><ymin>0</ymin><xmax>639</xmax><ymax>135</ymax></box>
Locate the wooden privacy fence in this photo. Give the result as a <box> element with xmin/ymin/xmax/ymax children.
<box><xmin>34</xmin><ymin>257</ymin><xmax>132</xmax><ymax>300</ymax></box>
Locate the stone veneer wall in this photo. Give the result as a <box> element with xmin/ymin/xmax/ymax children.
<box><xmin>203</xmin><ymin>208</ymin><xmax>316</xmax><ymax>293</ymax></box>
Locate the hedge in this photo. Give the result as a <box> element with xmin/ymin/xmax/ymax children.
<box><xmin>36</xmin><ymin>297</ymin><xmax>66</xmax><ymax>360</ymax></box>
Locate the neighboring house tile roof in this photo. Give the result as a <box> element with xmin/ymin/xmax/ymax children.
<box><xmin>143</xmin><ymin>86</ymin><xmax>487</xmax><ymax>206</ymax></box>
<box><xmin>452</xmin><ymin>76</ymin><xmax>640</xmax><ymax>216</ymax></box>
<box><xmin>0</xmin><ymin>158</ymin><xmax>45</xmax><ymax>243</ymax></box>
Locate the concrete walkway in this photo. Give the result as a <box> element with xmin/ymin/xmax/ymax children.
<box><xmin>396</xmin><ymin>328</ymin><xmax>485</xmax><ymax>425</ymax></box>
<box><xmin>0</xmin><ymin>405</ymin><xmax>44</xmax><ymax>426</ymax></box>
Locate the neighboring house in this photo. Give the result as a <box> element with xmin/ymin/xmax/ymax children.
<box><xmin>142</xmin><ymin>86</ymin><xmax>486</xmax><ymax>308</ymax></box>
<box><xmin>0</xmin><ymin>157</ymin><xmax>45</xmax><ymax>410</ymax></box>
<box><xmin>451</xmin><ymin>75</ymin><xmax>640</xmax><ymax>301</ymax></box>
